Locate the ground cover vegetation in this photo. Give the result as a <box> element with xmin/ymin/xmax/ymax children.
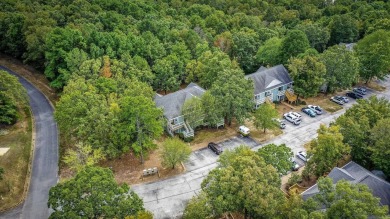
<box><xmin>1</xmin><ymin>0</ymin><xmax>390</xmax><ymax>162</ymax></box>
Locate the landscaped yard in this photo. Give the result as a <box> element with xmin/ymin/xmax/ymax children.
<box><xmin>0</xmin><ymin>108</ymin><xmax>32</xmax><ymax>211</ymax></box>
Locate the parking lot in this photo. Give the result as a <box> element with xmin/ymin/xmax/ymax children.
<box><xmin>133</xmin><ymin>84</ymin><xmax>385</xmax><ymax>218</ymax></box>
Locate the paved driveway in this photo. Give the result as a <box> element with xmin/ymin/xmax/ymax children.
<box><xmin>0</xmin><ymin>66</ymin><xmax>58</xmax><ymax>219</ymax></box>
<box><xmin>133</xmin><ymin>81</ymin><xmax>390</xmax><ymax>218</ymax></box>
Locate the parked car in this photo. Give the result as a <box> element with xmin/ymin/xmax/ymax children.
<box><xmin>308</xmin><ymin>105</ymin><xmax>324</xmax><ymax>115</ymax></box>
<box><xmin>353</xmin><ymin>87</ymin><xmax>366</xmax><ymax>96</ymax></box>
<box><xmin>330</xmin><ymin>96</ymin><xmax>344</xmax><ymax>105</ymax></box>
<box><xmin>301</xmin><ymin>107</ymin><xmax>316</xmax><ymax>117</ymax></box>
<box><xmin>283</xmin><ymin>112</ymin><xmax>301</xmax><ymax>125</ymax></box>
<box><xmin>273</xmin><ymin>118</ymin><xmax>286</xmax><ymax>129</ymax></box>
<box><xmin>289</xmin><ymin>111</ymin><xmax>302</xmax><ymax>119</ymax></box>
<box><xmin>238</xmin><ymin>125</ymin><xmax>250</xmax><ymax>136</ymax></box>
<box><xmin>346</xmin><ymin>92</ymin><xmax>363</xmax><ymax>99</ymax></box>
<box><xmin>208</xmin><ymin>142</ymin><xmax>223</xmax><ymax>155</ymax></box>
<box><xmin>356</xmin><ymin>86</ymin><xmax>367</xmax><ymax>94</ymax></box>
<box><xmin>291</xmin><ymin>160</ymin><xmax>300</xmax><ymax>171</ymax></box>
<box><xmin>336</xmin><ymin>96</ymin><xmax>349</xmax><ymax>103</ymax></box>
<box><xmin>297</xmin><ymin>151</ymin><xmax>308</xmax><ymax>162</ymax></box>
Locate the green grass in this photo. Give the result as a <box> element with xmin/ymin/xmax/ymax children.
<box><xmin>0</xmin><ymin>108</ymin><xmax>32</xmax><ymax>211</ymax></box>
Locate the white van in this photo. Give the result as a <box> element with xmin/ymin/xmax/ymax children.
<box><xmin>238</xmin><ymin>126</ymin><xmax>250</xmax><ymax>136</ymax></box>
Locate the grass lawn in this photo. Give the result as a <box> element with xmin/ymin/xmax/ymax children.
<box><xmin>304</xmin><ymin>93</ymin><xmax>343</xmax><ymax>113</ymax></box>
<box><xmin>0</xmin><ymin>108</ymin><xmax>32</xmax><ymax>211</ymax></box>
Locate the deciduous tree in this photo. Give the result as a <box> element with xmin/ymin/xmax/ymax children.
<box><xmin>63</xmin><ymin>142</ymin><xmax>105</xmax><ymax>173</ymax></box>
<box><xmin>355</xmin><ymin>30</ymin><xmax>390</xmax><ymax>83</ymax></box>
<box><xmin>257</xmin><ymin>143</ymin><xmax>293</xmax><ymax>175</ymax></box>
<box><xmin>288</xmin><ymin>56</ymin><xmax>326</xmax><ymax>98</ymax></box>
<box><xmin>256</xmin><ymin>37</ymin><xmax>282</xmax><ymax>67</ymax></box>
<box><xmin>161</xmin><ymin>138</ymin><xmax>191</xmax><ymax>169</ymax></box>
<box><xmin>305</xmin><ymin>125</ymin><xmax>351</xmax><ymax>178</ymax></box>
<box><xmin>183</xmin><ymin>192</ymin><xmax>213</xmax><ymax>219</ymax></box>
<box><xmin>48</xmin><ymin>167</ymin><xmax>147</xmax><ymax>218</ymax></box>
<box><xmin>370</xmin><ymin>118</ymin><xmax>390</xmax><ymax>177</ymax></box>
<box><xmin>280</xmin><ymin>30</ymin><xmax>310</xmax><ymax>64</ymax></box>
<box><xmin>320</xmin><ymin>45</ymin><xmax>359</xmax><ymax>93</ymax></box>
<box><xmin>182</xmin><ymin>96</ymin><xmax>204</xmax><ymax>129</ymax></box>
<box><xmin>210</xmin><ymin>69</ymin><xmax>254</xmax><ymax>125</ymax></box>
<box><xmin>201</xmin><ymin>146</ymin><xmax>285</xmax><ymax>218</ymax></box>
<box><xmin>253</xmin><ymin>103</ymin><xmax>279</xmax><ymax>133</ymax></box>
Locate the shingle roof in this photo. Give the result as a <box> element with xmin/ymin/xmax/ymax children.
<box><xmin>245</xmin><ymin>64</ymin><xmax>292</xmax><ymax>95</ymax></box>
<box><xmin>154</xmin><ymin>83</ymin><xmax>205</xmax><ymax>120</ymax></box>
<box><xmin>301</xmin><ymin>161</ymin><xmax>390</xmax><ymax>207</ymax></box>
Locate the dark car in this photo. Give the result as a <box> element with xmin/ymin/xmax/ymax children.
<box><xmin>353</xmin><ymin>88</ymin><xmax>366</xmax><ymax>96</ymax></box>
<box><xmin>208</xmin><ymin>142</ymin><xmax>223</xmax><ymax>155</ymax></box>
<box><xmin>301</xmin><ymin>107</ymin><xmax>316</xmax><ymax>117</ymax></box>
<box><xmin>346</xmin><ymin>92</ymin><xmax>363</xmax><ymax>99</ymax></box>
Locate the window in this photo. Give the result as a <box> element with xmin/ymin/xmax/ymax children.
<box><xmin>265</xmin><ymin>91</ymin><xmax>271</xmax><ymax>96</ymax></box>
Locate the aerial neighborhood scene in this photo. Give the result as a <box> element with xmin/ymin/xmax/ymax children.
<box><xmin>1</xmin><ymin>0</ymin><xmax>390</xmax><ymax>218</ymax></box>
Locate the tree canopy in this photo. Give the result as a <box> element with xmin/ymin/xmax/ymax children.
<box><xmin>257</xmin><ymin>143</ymin><xmax>293</xmax><ymax>175</ymax></box>
<box><xmin>48</xmin><ymin>167</ymin><xmax>147</xmax><ymax>218</ymax></box>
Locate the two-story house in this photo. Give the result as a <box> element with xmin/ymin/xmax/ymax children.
<box><xmin>154</xmin><ymin>83</ymin><xmax>206</xmax><ymax>138</ymax></box>
<box><xmin>245</xmin><ymin>64</ymin><xmax>295</xmax><ymax>108</ymax></box>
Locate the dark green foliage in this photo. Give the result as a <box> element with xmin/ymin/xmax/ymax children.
<box><xmin>48</xmin><ymin>167</ymin><xmax>146</xmax><ymax>218</ymax></box>
<box><xmin>328</xmin><ymin>14</ymin><xmax>359</xmax><ymax>45</ymax></box>
<box><xmin>280</xmin><ymin>29</ymin><xmax>311</xmax><ymax>64</ymax></box>
<box><xmin>0</xmin><ymin>71</ymin><xmax>28</xmax><ymax>125</ymax></box>
<box><xmin>0</xmin><ymin>167</ymin><xmax>4</xmax><ymax>180</ymax></box>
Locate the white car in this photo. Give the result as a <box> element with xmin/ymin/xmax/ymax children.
<box><xmin>308</xmin><ymin>105</ymin><xmax>323</xmax><ymax>115</ymax></box>
<box><xmin>289</xmin><ymin>111</ymin><xmax>302</xmax><ymax>119</ymax></box>
<box><xmin>297</xmin><ymin>151</ymin><xmax>308</xmax><ymax>162</ymax></box>
<box><xmin>283</xmin><ymin>112</ymin><xmax>301</xmax><ymax>125</ymax></box>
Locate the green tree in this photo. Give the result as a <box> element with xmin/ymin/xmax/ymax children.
<box><xmin>305</xmin><ymin>125</ymin><xmax>351</xmax><ymax>178</ymax></box>
<box><xmin>355</xmin><ymin>30</ymin><xmax>390</xmax><ymax>83</ymax></box>
<box><xmin>256</xmin><ymin>37</ymin><xmax>282</xmax><ymax>67</ymax></box>
<box><xmin>182</xmin><ymin>96</ymin><xmax>204</xmax><ymax>129</ymax></box>
<box><xmin>63</xmin><ymin>142</ymin><xmax>105</xmax><ymax>173</ymax></box>
<box><xmin>44</xmin><ymin>27</ymin><xmax>86</xmax><ymax>89</ymax></box>
<box><xmin>201</xmin><ymin>146</ymin><xmax>285</xmax><ymax>218</ymax></box>
<box><xmin>253</xmin><ymin>103</ymin><xmax>279</xmax><ymax>133</ymax></box>
<box><xmin>232</xmin><ymin>28</ymin><xmax>261</xmax><ymax>73</ymax></box>
<box><xmin>296</xmin><ymin>22</ymin><xmax>330</xmax><ymax>52</ymax></box>
<box><xmin>370</xmin><ymin>118</ymin><xmax>390</xmax><ymax>177</ymax></box>
<box><xmin>280</xmin><ymin>30</ymin><xmax>310</xmax><ymax>64</ymax></box>
<box><xmin>309</xmin><ymin>177</ymin><xmax>388</xmax><ymax>218</ymax></box>
<box><xmin>152</xmin><ymin>57</ymin><xmax>180</xmax><ymax>93</ymax></box>
<box><xmin>288</xmin><ymin>56</ymin><xmax>326</xmax><ymax>98</ymax></box>
<box><xmin>183</xmin><ymin>192</ymin><xmax>213</xmax><ymax>219</ymax></box>
<box><xmin>328</xmin><ymin>14</ymin><xmax>359</xmax><ymax>45</ymax></box>
<box><xmin>161</xmin><ymin>137</ymin><xmax>191</xmax><ymax>169</ymax></box>
<box><xmin>320</xmin><ymin>45</ymin><xmax>359</xmax><ymax>93</ymax></box>
<box><xmin>257</xmin><ymin>143</ymin><xmax>293</xmax><ymax>175</ymax></box>
<box><xmin>48</xmin><ymin>167</ymin><xmax>146</xmax><ymax>218</ymax></box>
<box><xmin>0</xmin><ymin>12</ymin><xmax>26</xmax><ymax>58</ymax></box>
<box><xmin>117</xmin><ymin>95</ymin><xmax>163</xmax><ymax>163</ymax></box>
<box><xmin>201</xmin><ymin>91</ymin><xmax>224</xmax><ymax>127</ymax></box>
<box><xmin>210</xmin><ymin>69</ymin><xmax>254</xmax><ymax>125</ymax></box>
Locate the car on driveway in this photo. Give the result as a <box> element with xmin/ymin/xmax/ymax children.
<box><xmin>208</xmin><ymin>142</ymin><xmax>223</xmax><ymax>155</ymax></box>
<box><xmin>289</xmin><ymin>111</ymin><xmax>302</xmax><ymax>119</ymax></box>
<box><xmin>291</xmin><ymin>160</ymin><xmax>300</xmax><ymax>171</ymax></box>
<box><xmin>301</xmin><ymin>107</ymin><xmax>316</xmax><ymax>117</ymax></box>
<box><xmin>297</xmin><ymin>151</ymin><xmax>308</xmax><ymax>162</ymax></box>
<box><xmin>353</xmin><ymin>87</ymin><xmax>366</xmax><ymax>96</ymax></box>
<box><xmin>273</xmin><ymin>118</ymin><xmax>286</xmax><ymax>129</ymax></box>
<box><xmin>336</xmin><ymin>96</ymin><xmax>349</xmax><ymax>103</ymax></box>
<box><xmin>308</xmin><ymin>105</ymin><xmax>324</xmax><ymax>115</ymax></box>
<box><xmin>346</xmin><ymin>92</ymin><xmax>363</xmax><ymax>99</ymax></box>
<box><xmin>283</xmin><ymin>112</ymin><xmax>301</xmax><ymax>125</ymax></box>
<box><xmin>330</xmin><ymin>96</ymin><xmax>344</xmax><ymax>105</ymax></box>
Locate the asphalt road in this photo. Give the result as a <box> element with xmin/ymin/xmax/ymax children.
<box><xmin>0</xmin><ymin>66</ymin><xmax>58</xmax><ymax>219</ymax></box>
<box><xmin>133</xmin><ymin>79</ymin><xmax>390</xmax><ymax>219</ymax></box>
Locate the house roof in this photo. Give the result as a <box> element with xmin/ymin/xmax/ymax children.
<box><xmin>154</xmin><ymin>83</ymin><xmax>205</xmax><ymax>120</ymax></box>
<box><xmin>301</xmin><ymin>161</ymin><xmax>390</xmax><ymax>207</ymax></box>
<box><xmin>245</xmin><ymin>64</ymin><xmax>292</xmax><ymax>95</ymax></box>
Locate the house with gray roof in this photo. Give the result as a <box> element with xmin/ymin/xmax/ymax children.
<box><xmin>302</xmin><ymin>161</ymin><xmax>390</xmax><ymax>210</ymax></box>
<box><xmin>245</xmin><ymin>65</ymin><xmax>294</xmax><ymax>108</ymax></box>
<box><xmin>154</xmin><ymin>83</ymin><xmax>206</xmax><ymax>137</ymax></box>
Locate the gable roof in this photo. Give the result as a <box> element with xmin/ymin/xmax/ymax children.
<box><xmin>245</xmin><ymin>64</ymin><xmax>292</xmax><ymax>95</ymax></box>
<box><xmin>154</xmin><ymin>83</ymin><xmax>205</xmax><ymax>120</ymax></box>
<box><xmin>301</xmin><ymin>161</ymin><xmax>390</xmax><ymax>207</ymax></box>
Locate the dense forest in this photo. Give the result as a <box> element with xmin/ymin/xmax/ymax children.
<box><xmin>1</xmin><ymin>0</ymin><xmax>390</xmax><ymax>158</ymax></box>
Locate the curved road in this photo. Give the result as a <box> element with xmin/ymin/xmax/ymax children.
<box><xmin>0</xmin><ymin>66</ymin><xmax>58</xmax><ymax>219</ymax></box>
